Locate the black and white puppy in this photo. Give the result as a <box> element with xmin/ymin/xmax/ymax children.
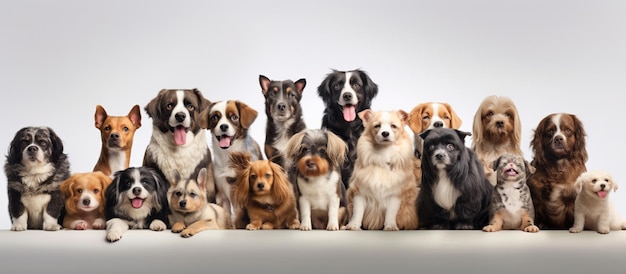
<box><xmin>418</xmin><ymin>128</ymin><xmax>492</xmax><ymax>230</ymax></box>
<box><xmin>143</xmin><ymin>88</ymin><xmax>216</xmax><ymax>203</ymax></box>
<box><xmin>5</xmin><ymin>126</ymin><xmax>70</xmax><ymax>231</ymax></box>
<box><xmin>105</xmin><ymin>167</ymin><xmax>170</xmax><ymax>242</ymax></box>
<box><xmin>317</xmin><ymin>69</ymin><xmax>378</xmax><ymax>189</ymax></box>
<box><xmin>285</xmin><ymin>128</ymin><xmax>348</xmax><ymax>230</ymax></box>
<box><xmin>260</xmin><ymin>75</ymin><xmax>307</xmax><ymax>169</ymax></box>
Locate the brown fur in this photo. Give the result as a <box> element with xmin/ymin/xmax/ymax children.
<box><xmin>93</xmin><ymin>105</ymin><xmax>142</xmax><ymax>176</ymax></box>
<box><xmin>60</xmin><ymin>171</ymin><xmax>111</xmax><ymax>230</ymax></box>
<box><xmin>229</xmin><ymin>152</ymin><xmax>300</xmax><ymax>230</ymax></box>
<box><xmin>528</xmin><ymin>113</ymin><xmax>587</xmax><ymax>229</ymax></box>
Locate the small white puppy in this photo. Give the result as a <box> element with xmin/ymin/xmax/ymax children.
<box><xmin>569</xmin><ymin>170</ymin><xmax>626</xmax><ymax>234</ymax></box>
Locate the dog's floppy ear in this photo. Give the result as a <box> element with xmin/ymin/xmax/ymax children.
<box><xmin>192</xmin><ymin>88</ymin><xmax>211</xmax><ymax>114</ymax></box>
<box><xmin>259</xmin><ymin>75</ymin><xmax>271</xmax><ymax>95</ymax></box>
<box><xmin>294</xmin><ymin>78</ymin><xmax>306</xmax><ymax>96</ymax></box>
<box><xmin>357</xmin><ymin>109</ymin><xmax>374</xmax><ymax>124</ymax></box>
<box><xmin>316</xmin><ymin>70</ymin><xmax>336</xmax><ymax>102</ymax></box>
<box><xmin>7</xmin><ymin>127</ymin><xmax>28</xmax><ymax>164</ymax></box>
<box><xmin>46</xmin><ymin>127</ymin><xmax>65</xmax><ymax>163</ymax></box>
<box><xmin>325</xmin><ymin>130</ymin><xmax>348</xmax><ymax>168</ymax></box>
<box><xmin>147</xmin><ymin>167</ymin><xmax>168</xmax><ymax>211</ymax></box>
<box><xmin>236</xmin><ymin>100</ymin><xmax>258</xmax><ymax>129</ymax></box>
<box><xmin>145</xmin><ymin>89</ymin><xmax>167</xmax><ymax>119</ymax></box>
<box><xmin>60</xmin><ymin>174</ymin><xmax>77</xmax><ymax>214</ymax></box>
<box><xmin>285</xmin><ymin>130</ymin><xmax>307</xmax><ymax>161</ymax></box>
<box><xmin>127</xmin><ymin>105</ymin><xmax>142</xmax><ymax>129</ymax></box>
<box><xmin>105</xmin><ymin>170</ymin><xmax>123</xmax><ymax>220</ymax></box>
<box><xmin>198</xmin><ymin>103</ymin><xmax>212</xmax><ymax>130</ymax></box>
<box><xmin>454</xmin><ymin>129</ymin><xmax>472</xmax><ymax>143</ymax></box>
<box><xmin>356</xmin><ymin>69</ymin><xmax>378</xmax><ymax>108</ymax></box>
<box><xmin>574</xmin><ymin>172</ymin><xmax>586</xmax><ymax>194</ymax></box>
<box><xmin>569</xmin><ymin>114</ymin><xmax>588</xmax><ymax>164</ymax></box>
<box><xmin>407</xmin><ymin>103</ymin><xmax>426</xmax><ymax>134</ymax></box>
<box><xmin>268</xmin><ymin>161</ymin><xmax>292</xmax><ymax>205</ymax></box>
<box><xmin>443</xmin><ymin>103</ymin><xmax>462</xmax><ymax>129</ymax></box>
<box><xmin>94</xmin><ymin>105</ymin><xmax>108</xmax><ymax>129</ymax></box>
<box><xmin>94</xmin><ymin>171</ymin><xmax>113</xmax><ymax>215</ymax></box>
<box><xmin>491</xmin><ymin>155</ymin><xmax>502</xmax><ymax>171</ymax></box>
<box><xmin>232</xmin><ymin>161</ymin><xmax>252</xmax><ymax>208</ymax></box>
<box><xmin>419</xmin><ymin>129</ymin><xmax>433</xmax><ymax>141</ymax></box>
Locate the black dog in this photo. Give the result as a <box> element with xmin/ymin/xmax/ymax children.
<box><xmin>317</xmin><ymin>69</ymin><xmax>378</xmax><ymax>189</ymax></box>
<box><xmin>259</xmin><ymin>74</ymin><xmax>307</xmax><ymax>169</ymax></box>
<box><xmin>417</xmin><ymin>128</ymin><xmax>492</xmax><ymax>230</ymax></box>
<box><xmin>5</xmin><ymin>126</ymin><xmax>71</xmax><ymax>231</ymax></box>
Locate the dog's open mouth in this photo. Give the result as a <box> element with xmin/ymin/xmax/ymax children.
<box><xmin>505</xmin><ymin>168</ymin><xmax>519</xmax><ymax>176</ymax></box>
<box><xmin>343</xmin><ymin>104</ymin><xmax>356</xmax><ymax>122</ymax></box>
<box><xmin>130</xmin><ymin>198</ymin><xmax>145</xmax><ymax>209</ymax></box>
<box><xmin>597</xmin><ymin>190</ymin><xmax>608</xmax><ymax>199</ymax></box>
<box><xmin>173</xmin><ymin>125</ymin><xmax>189</xmax><ymax>145</ymax></box>
<box><xmin>216</xmin><ymin>134</ymin><xmax>233</xmax><ymax>149</ymax></box>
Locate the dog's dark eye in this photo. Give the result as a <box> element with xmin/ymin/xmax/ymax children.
<box><xmin>250</xmin><ymin>174</ymin><xmax>257</xmax><ymax>180</ymax></box>
<box><xmin>301</xmin><ymin>147</ymin><xmax>309</xmax><ymax>154</ymax></box>
<box><xmin>564</xmin><ymin>128</ymin><xmax>572</xmax><ymax>135</ymax></box>
<box><xmin>505</xmin><ymin>112</ymin><xmax>512</xmax><ymax>118</ymax></box>
<box><xmin>122</xmin><ymin>127</ymin><xmax>129</xmax><ymax>132</ymax></box>
<box><xmin>287</xmin><ymin>92</ymin><xmax>295</xmax><ymax>98</ymax></box>
<box><xmin>486</xmin><ymin>111</ymin><xmax>494</xmax><ymax>117</ymax></box>
<box><xmin>39</xmin><ymin>141</ymin><xmax>48</xmax><ymax>147</ymax></box>
<box><xmin>391</xmin><ymin>124</ymin><xmax>398</xmax><ymax>129</ymax></box>
<box><xmin>211</xmin><ymin>114</ymin><xmax>219</xmax><ymax>121</ymax></box>
<box><xmin>189</xmin><ymin>192</ymin><xmax>197</xmax><ymax>198</ymax></box>
<box><xmin>422</xmin><ymin>115</ymin><xmax>430</xmax><ymax>121</ymax></box>
<box><xmin>77</xmin><ymin>189</ymin><xmax>83</xmax><ymax>193</ymax></box>
<box><xmin>142</xmin><ymin>181</ymin><xmax>150</xmax><ymax>186</ymax></box>
<box><xmin>104</xmin><ymin>126</ymin><xmax>111</xmax><ymax>131</ymax></box>
<box><xmin>352</xmin><ymin>83</ymin><xmax>361</xmax><ymax>90</ymax></box>
<box><xmin>592</xmin><ymin>179</ymin><xmax>597</xmax><ymax>183</ymax></box>
<box><xmin>265</xmin><ymin>173</ymin><xmax>271</xmax><ymax>179</ymax></box>
<box><xmin>93</xmin><ymin>189</ymin><xmax>100</xmax><ymax>194</ymax></box>
<box><xmin>319</xmin><ymin>148</ymin><xmax>326</xmax><ymax>155</ymax></box>
<box><xmin>333</xmin><ymin>84</ymin><xmax>341</xmax><ymax>91</ymax></box>
<box><xmin>230</xmin><ymin>114</ymin><xmax>239</xmax><ymax>121</ymax></box>
<box><xmin>175</xmin><ymin>191</ymin><xmax>183</xmax><ymax>197</ymax></box>
<box><xmin>547</xmin><ymin>129</ymin><xmax>555</xmax><ymax>136</ymax></box>
<box><xmin>165</xmin><ymin>103</ymin><xmax>174</xmax><ymax>111</ymax></box>
<box><xmin>186</xmin><ymin>104</ymin><xmax>195</xmax><ymax>111</ymax></box>
<box><xmin>428</xmin><ymin>145</ymin><xmax>435</xmax><ymax>151</ymax></box>
<box><xmin>374</xmin><ymin>124</ymin><xmax>381</xmax><ymax>129</ymax></box>
<box><xmin>444</xmin><ymin>115</ymin><xmax>450</xmax><ymax>120</ymax></box>
<box><xmin>446</xmin><ymin>144</ymin><xmax>455</xmax><ymax>150</ymax></box>
<box><xmin>125</xmin><ymin>181</ymin><xmax>132</xmax><ymax>188</ymax></box>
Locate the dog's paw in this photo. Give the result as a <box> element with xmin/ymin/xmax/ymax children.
<box><xmin>569</xmin><ymin>227</ymin><xmax>583</xmax><ymax>233</ymax></box>
<box><xmin>92</xmin><ymin>219</ymin><xmax>106</xmax><ymax>230</ymax></box>
<box><xmin>180</xmin><ymin>229</ymin><xmax>196</xmax><ymax>238</ymax></box>
<box><xmin>383</xmin><ymin>224</ymin><xmax>399</xmax><ymax>231</ymax></box>
<box><xmin>523</xmin><ymin>225</ymin><xmax>540</xmax><ymax>233</ymax></box>
<box><xmin>344</xmin><ymin>223</ymin><xmax>362</xmax><ymax>231</ymax></box>
<box><xmin>149</xmin><ymin>220</ymin><xmax>167</xmax><ymax>231</ymax></box>
<box><xmin>597</xmin><ymin>228</ymin><xmax>610</xmax><ymax>234</ymax></box>
<box><xmin>171</xmin><ymin>222</ymin><xmax>185</xmax><ymax>233</ymax></box>
<box><xmin>326</xmin><ymin>222</ymin><xmax>339</xmax><ymax>231</ymax></box>
<box><xmin>288</xmin><ymin>220</ymin><xmax>300</xmax><ymax>230</ymax></box>
<box><xmin>11</xmin><ymin>223</ymin><xmax>27</xmax><ymax>231</ymax></box>
<box><xmin>73</xmin><ymin>221</ymin><xmax>89</xmax><ymax>230</ymax></box>
<box><xmin>106</xmin><ymin>230</ymin><xmax>123</xmax><ymax>242</ymax></box>
<box><xmin>43</xmin><ymin>222</ymin><xmax>61</xmax><ymax>231</ymax></box>
<box><xmin>482</xmin><ymin>225</ymin><xmax>498</xmax><ymax>232</ymax></box>
<box><xmin>261</xmin><ymin>223</ymin><xmax>274</xmax><ymax>230</ymax></box>
<box><xmin>246</xmin><ymin>224</ymin><xmax>260</xmax><ymax>230</ymax></box>
<box><xmin>300</xmin><ymin>223</ymin><xmax>312</xmax><ymax>231</ymax></box>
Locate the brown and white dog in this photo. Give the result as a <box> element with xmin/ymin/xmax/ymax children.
<box><xmin>60</xmin><ymin>171</ymin><xmax>112</xmax><ymax>230</ymax></box>
<box><xmin>345</xmin><ymin>110</ymin><xmax>419</xmax><ymax>231</ymax></box>
<box><xmin>528</xmin><ymin>113</ymin><xmax>588</xmax><ymax>229</ymax></box>
<box><xmin>200</xmin><ymin>100</ymin><xmax>263</xmax><ymax>218</ymax></box>
<box><xmin>93</xmin><ymin>105</ymin><xmax>142</xmax><ymax>177</ymax></box>
<box><xmin>142</xmin><ymin>89</ymin><xmax>216</xmax><ymax>203</ymax></box>
<box><xmin>471</xmin><ymin>95</ymin><xmax>523</xmax><ymax>185</ymax></box>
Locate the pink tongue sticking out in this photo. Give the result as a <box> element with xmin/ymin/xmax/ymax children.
<box><xmin>174</xmin><ymin>126</ymin><xmax>187</xmax><ymax>145</ymax></box>
<box><xmin>219</xmin><ymin>136</ymin><xmax>233</xmax><ymax>149</ymax></box>
<box><xmin>131</xmin><ymin>198</ymin><xmax>144</xmax><ymax>209</ymax></box>
<box><xmin>343</xmin><ymin>105</ymin><xmax>356</xmax><ymax>122</ymax></box>
<box><xmin>598</xmin><ymin>191</ymin><xmax>608</xmax><ymax>198</ymax></box>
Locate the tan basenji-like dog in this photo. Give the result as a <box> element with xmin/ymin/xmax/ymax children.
<box><xmin>93</xmin><ymin>105</ymin><xmax>142</xmax><ymax>176</ymax></box>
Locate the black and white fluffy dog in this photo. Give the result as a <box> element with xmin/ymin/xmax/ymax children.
<box><xmin>417</xmin><ymin>128</ymin><xmax>492</xmax><ymax>230</ymax></box>
<box><xmin>105</xmin><ymin>167</ymin><xmax>170</xmax><ymax>242</ymax></box>
<box><xmin>285</xmin><ymin>128</ymin><xmax>348</xmax><ymax>230</ymax></box>
<box><xmin>317</xmin><ymin>69</ymin><xmax>378</xmax><ymax>189</ymax></box>
<box><xmin>5</xmin><ymin>126</ymin><xmax>71</xmax><ymax>231</ymax></box>
<box><xmin>260</xmin><ymin>75</ymin><xmax>307</xmax><ymax>169</ymax></box>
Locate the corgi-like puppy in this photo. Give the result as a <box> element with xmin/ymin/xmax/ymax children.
<box><xmin>93</xmin><ymin>105</ymin><xmax>142</xmax><ymax>176</ymax></box>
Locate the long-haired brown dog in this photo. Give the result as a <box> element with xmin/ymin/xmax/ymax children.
<box><xmin>60</xmin><ymin>171</ymin><xmax>112</xmax><ymax>230</ymax></box>
<box><xmin>471</xmin><ymin>95</ymin><xmax>523</xmax><ymax>185</ymax></box>
<box><xmin>229</xmin><ymin>152</ymin><xmax>300</xmax><ymax>230</ymax></box>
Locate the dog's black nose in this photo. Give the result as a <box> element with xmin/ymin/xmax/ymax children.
<box><xmin>179</xmin><ymin>200</ymin><xmax>187</xmax><ymax>208</ymax></box>
<box><xmin>382</xmin><ymin>131</ymin><xmax>390</xmax><ymax>138</ymax></box>
<box><xmin>257</xmin><ymin>183</ymin><xmax>265</xmax><ymax>190</ymax></box>
<box><xmin>554</xmin><ymin>135</ymin><xmax>564</xmax><ymax>144</ymax></box>
<box><xmin>306</xmin><ymin>160</ymin><xmax>316</xmax><ymax>169</ymax></box>
<box><xmin>343</xmin><ymin>93</ymin><xmax>353</xmax><ymax>102</ymax></box>
<box><xmin>433</xmin><ymin>121</ymin><xmax>444</xmax><ymax>128</ymax></box>
<box><xmin>82</xmin><ymin>199</ymin><xmax>90</xmax><ymax>206</ymax></box>
<box><xmin>600</xmin><ymin>184</ymin><xmax>606</xmax><ymax>189</ymax></box>
<box><xmin>277</xmin><ymin>103</ymin><xmax>286</xmax><ymax>111</ymax></box>
<box><xmin>220</xmin><ymin>124</ymin><xmax>229</xmax><ymax>131</ymax></box>
<box><xmin>132</xmin><ymin>187</ymin><xmax>142</xmax><ymax>196</ymax></box>
<box><xmin>175</xmin><ymin>112</ymin><xmax>186</xmax><ymax>122</ymax></box>
<box><xmin>27</xmin><ymin>146</ymin><xmax>38</xmax><ymax>153</ymax></box>
<box><xmin>435</xmin><ymin>153</ymin><xmax>444</xmax><ymax>160</ymax></box>
<box><xmin>496</xmin><ymin>121</ymin><xmax>504</xmax><ymax>128</ymax></box>
<box><xmin>111</xmin><ymin>133</ymin><xmax>120</xmax><ymax>140</ymax></box>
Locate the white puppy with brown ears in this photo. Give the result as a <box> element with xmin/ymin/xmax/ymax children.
<box><xmin>569</xmin><ymin>170</ymin><xmax>626</xmax><ymax>234</ymax></box>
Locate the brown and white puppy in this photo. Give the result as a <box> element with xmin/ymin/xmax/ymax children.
<box><xmin>483</xmin><ymin>153</ymin><xmax>539</xmax><ymax>233</ymax></box>
<box><xmin>528</xmin><ymin>113</ymin><xmax>588</xmax><ymax>229</ymax></box>
<box><xmin>93</xmin><ymin>105</ymin><xmax>142</xmax><ymax>176</ymax></box>
<box><xmin>60</xmin><ymin>171</ymin><xmax>111</xmax><ymax>230</ymax></box>
<box><xmin>569</xmin><ymin>170</ymin><xmax>626</xmax><ymax>234</ymax></box>
<box><xmin>345</xmin><ymin>110</ymin><xmax>419</xmax><ymax>231</ymax></box>
<box><xmin>5</xmin><ymin>126</ymin><xmax>71</xmax><ymax>231</ymax></box>
<box><xmin>200</xmin><ymin>100</ymin><xmax>263</xmax><ymax>219</ymax></box>
<box><xmin>471</xmin><ymin>95</ymin><xmax>523</xmax><ymax>185</ymax></box>
<box><xmin>142</xmin><ymin>89</ymin><xmax>216</xmax><ymax>203</ymax></box>
<box><xmin>285</xmin><ymin>128</ymin><xmax>348</xmax><ymax>231</ymax></box>
<box><xmin>229</xmin><ymin>152</ymin><xmax>300</xmax><ymax>230</ymax></box>
<box><xmin>169</xmin><ymin>168</ymin><xmax>233</xmax><ymax>237</ymax></box>
<box><xmin>260</xmin><ymin>75</ymin><xmax>307</xmax><ymax>169</ymax></box>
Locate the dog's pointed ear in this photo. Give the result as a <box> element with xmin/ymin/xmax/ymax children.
<box><xmin>127</xmin><ymin>105</ymin><xmax>142</xmax><ymax>129</ymax></box>
<box><xmin>197</xmin><ymin>168</ymin><xmax>207</xmax><ymax>192</ymax></box>
<box><xmin>236</xmin><ymin>101</ymin><xmax>258</xmax><ymax>129</ymax></box>
<box><xmin>94</xmin><ymin>105</ymin><xmax>108</xmax><ymax>129</ymax></box>
<box><xmin>357</xmin><ymin>109</ymin><xmax>373</xmax><ymax>123</ymax></box>
<box><xmin>294</xmin><ymin>78</ymin><xmax>306</xmax><ymax>95</ymax></box>
<box><xmin>455</xmin><ymin>129</ymin><xmax>472</xmax><ymax>142</ymax></box>
<box><xmin>419</xmin><ymin>129</ymin><xmax>432</xmax><ymax>140</ymax></box>
<box><xmin>259</xmin><ymin>75</ymin><xmax>271</xmax><ymax>95</ymax></box>
<box><xmin>443</xmin><ymin>103</ymin><xmax>462</xmax><ymax>129</ymax></box>
<box><xmin>397</xmin><ymin>109</ymin><xmax>409</xmax><ymax>125</ymax></box>
<box><xmin>491</xmin><ymin>155</ymin><xmax>502</xmax><ymax>171</ymax></box>
<box><xmin>171</xmin><ymin>170</ymin><xmax>182</xmax><ymax>186</ymax></box>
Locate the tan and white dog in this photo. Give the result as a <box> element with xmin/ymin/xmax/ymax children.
<box><xmin>200</xmin><ymin>100</ymin><xmax>263</xmax><ymax>218</ymax></box>
<box><xmin>407</xmin><ymin>102</ymin><xmax>463</xmax><ymax>159</ymax></box>
<box><xmin>93</xmin><ymin>105</ymin><xmax>142</xmax><ymax>176</ymax></box>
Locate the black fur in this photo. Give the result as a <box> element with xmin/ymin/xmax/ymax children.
<box><xmin>417</xmin><ymin>128</ymin><xmax>492</xmax><ymax>230</ymax></box>
<box><xmin>317</xmin><ymin>69</ymin><xmax>378</xmax><ymax>189</ymax></box>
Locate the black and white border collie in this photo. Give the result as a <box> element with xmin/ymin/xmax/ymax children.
<box><xmin>317</xmin><ymin>69</ymin><xmax>378</xmax><ymax>189</ymax></box>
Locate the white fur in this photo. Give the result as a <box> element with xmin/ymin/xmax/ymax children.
<box><xmin>433</xmin><ymin>170</ymin><xmax>461</xmax><ymax>212</ymax></box>
<box><xmin>297</xmin><ymin>171</ymin><xmax>341</xmax><ymax>231</ymax></box>
<box><xmin>551</xmin><ymin>113</ymin><xmax>565</xmax><ymax>143</ymax></box>
<box><xmin>496</xmin><ymin>181</ymin><xmax>525</xmax><ymax>229</ymax></box>
<box><xmin>169</xmin><ymin>90</ymin><xmax>192</xmax><ymax>129</ymax></box>
<box><xmin>146</xmin><ymin>126</ymin><xmax>208</xmax><ymax>184</ymax></box>
<box><xmin>338</xmin><ymin>71</ymin><xmax>358</xmax><ymax>106</ymax></box>
<box><xmin>13</xmin><ymin>193</ymin><xmax>59</xmax><ymax>231</ymax></box>
<box><xmin>570</xmin><ymin>171</ymin><xmax>626</xmax><ymax>234</ymax></box>
<box><xmin>107</xmin><ymin>148</ymin><xmax>126</xmax><ymax>176</ymax></box>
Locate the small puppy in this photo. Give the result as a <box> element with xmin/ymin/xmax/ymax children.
<box><xmin>5</xmin><ymin>126</ymin><xmax>71</xmax><ymax>231</ymax></box>
<box><xmin>285</xmin><ymin>128</ymin><xmax>348</xmax><ymax>231</ymax></box>
<box><xmin>344</xmin><ymin>110</ymin><xmax>419</xmax><ymax>231</ymax></box>
<box><xmin>482</xmin><ymin>153</ymin><xmax>539</xmax><ymax>233</ymax></box>
<box><xmin>105</xmin><ymin>167</ymin><xmax>170</xmax><ymax>242</ymax></box>
<box><xmin>418</xmin><ymin>128</ymin><xmax>492</xmax><ymax>230</ymax></box>
<box><xmin>60</xmin><ymin>171</ymin><xmax>112</xmax><ymax>230</ymax></box>
<box><xmin>528</xmin><ymin>113</ymin><xmax>588</xmax><ymax>229</ymax></box>
<box><xmin>259</xmin><ymin>75</ymin><xmax>307</xmax><ymax>169</ymax></box>
<box><xmin>569</xmin><ymin>170</ymin><xmax>626</xmax><ymax>234</ymax></box>
<box><xmin>471</xmin><ymin>95</ymin><xmax>523</xmax><ymax>185</ymax></box>
<box><xmin>317</xmin><ymin>69</ymin><xmax>379</xmax><ymax>189</ymax></box>
<box><xmin>169</xmin><ymin>168</ymin><xmax>233</xmax><ymax>237</ymax></box>
<box><xmin>93</xmin><ymin>104</ymin><xmax>142</xmax><ymax>176</ymax></box>
<box><xmin>229</xmin><ymin>152</ymin><xmax>300</xmax><ymax>230</ymax></box>
<box><xmin>200</xmin><ymin>100</ymin><xmax>263</xmax><ymax>218</ymax></box>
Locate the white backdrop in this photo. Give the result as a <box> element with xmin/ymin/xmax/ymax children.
<box><xmin>1</xmin><ymin>0</ymin><xmax>625</xmax><ymax>229</ymax></box>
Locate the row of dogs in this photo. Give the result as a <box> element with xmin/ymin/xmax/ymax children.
<box><xmin>5</xmin><ymin>69</ymin><xmax>626</xmax><ymax>242</ymax></box>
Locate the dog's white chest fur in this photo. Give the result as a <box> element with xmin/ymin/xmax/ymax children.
<box><xmin>147</xmin><ymin>128</ymin><xmax>208</xmax><ymax>181</ymax></box>
<box><xmin>497</xmin><ymin>181</ymin><xmax>525</xmax><ymax>227</ymax></box>
<box><xmin>433</xmin><ymin>170</ymin><xmax>460</xmax><ymax>211</ymax></box>
<box><xmin>297</xmin><ymin>171</ymin><xmax>340</xmax><ymax>210</ymax></box>
<box><xmin>19</xmin><ymin>193</ymin><xmax>51</xmax><ymax>227</ymax></box>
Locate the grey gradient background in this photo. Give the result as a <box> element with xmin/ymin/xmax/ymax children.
<box><xmin>1</xmin><ymin>0</ymin><xmax>625</xmax><ymax>230</ymax></box>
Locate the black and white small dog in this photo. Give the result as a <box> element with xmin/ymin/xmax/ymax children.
<box><xmin>417</xmin><ymin>128</ymin><xmax>492</xmax><ymax>230</ymax></box>
<box><xmin>285</xmin><ymin>128</ymin><xmax>348</xmax><ymax>230</ymax></box>
<box><xmin>317</xmin><ymin>69</ymin><xmax>378</xmax><ymax>189</ymax></box>
<box><xmin>5</xmin><ymin>126</ymin><xmax>71</xmax><ymax>231</ymax></box>
<box><xmin>260</xmin><ymin>75</ymin><xmax>307</xmax><ymax>169</ymax></box>
<box><xmin>105</xmin><ymin>167</ymin><xmax>170</xmax><ymax>242</ymax></box>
